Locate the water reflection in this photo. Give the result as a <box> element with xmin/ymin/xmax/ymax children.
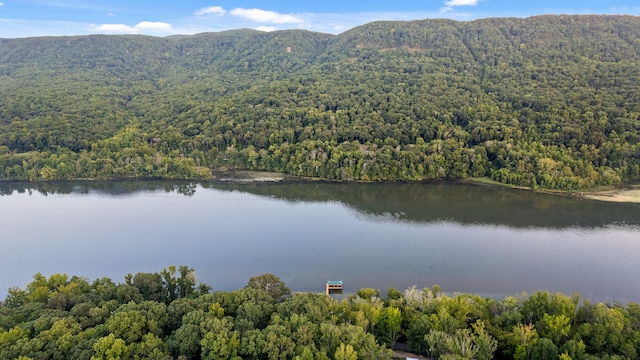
<box><xmin>3</xmin><ymin>180</ymin><xmax>638</xmax><ymax>229</ymax></box>
<box><xmin>1</xmin><ymin>180</ymin><xmax>639</xmax><ymax>303</ymax></box>
<box><xmin>0</xmin><ymin>181</ymin><xmax>199</xmax><ymax>197</ymax></box>
<box><xmin>215</xmin><ymin>182</ymin><xmax>640</xmax><ymax>229</ymax></box>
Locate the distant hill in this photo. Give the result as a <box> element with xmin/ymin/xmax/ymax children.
<box><xmin>1</xmin><ymin>15</ymin><xmax>639</xmax><ymax>189</ymax></box>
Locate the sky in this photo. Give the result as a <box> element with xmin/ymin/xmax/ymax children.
<box><xmin>1</xmin><ymin>0</ymin><xmax>639</xmax><ymax>38</ymax></box>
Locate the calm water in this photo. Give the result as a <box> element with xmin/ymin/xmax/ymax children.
<box><xmin>1</xmin><ymin>180</ymin><xmax>640</xmax><ymax>303</ymax></box>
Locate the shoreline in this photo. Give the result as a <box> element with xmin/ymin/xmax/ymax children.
<box><xmin>580</xmin><ymin>186</ymin><xmax>640</xmax><ymax>203</ymax></box>
<box><xmin>210</xmin><ymin>172</ymin><xmax>640</xmax><ymax>205</ymax></box>
<box><xmin>3</xmin><ymin>171</ymin><xmax>640</xmax><ymax>204</ymax></box>
<box><xmin>465</xmin><ymin>177</ymin><xmax>640</xmax><ymax>204</ymax></box>
<box><xmin>210</xmin><ymin>170</ymin><xmax>290</xmax><ymax>183</ymax></box>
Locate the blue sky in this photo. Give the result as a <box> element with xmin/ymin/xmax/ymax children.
<box><xmin>1</xmin><ymin>0</ymin><xmax>639</xmax><ymax>38</ymax></box>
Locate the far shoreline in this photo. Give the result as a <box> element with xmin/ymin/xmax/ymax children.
<box><xmin>210</xmin><ymin>171</ymin><xmax>640</xmax><ymax>204</ymax></box>
<box><xmin>580</xmin><ymin>186</ymin><xmax>640</xmax><ymax>203</ymax></box>
<box><xmin>3</xmin><ymin>170</ymin><xmax>640</xmax><ymax>204</ymax></box>
<box><xmin>465</xmin><ymin>176</ymin><xmax>640</xmax><ymax>204</ymax></box>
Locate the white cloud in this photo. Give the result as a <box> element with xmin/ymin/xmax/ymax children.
<box><xmin>446</xmin><ymin>0</ymin><xmax>479</xmax><ymax>6</ymax></box>
<box><xmin>195</xmin><ymin>6</ymin><xmax>226</xmax><ymax>16</ymax></box>
<box><xmin>442</xmin><ymin>0</ymin><xmax>480</xmax><ymax>12</ymax></box>
<box><xmin>0</xmin><ymin>2</ymin><xmax>5</xmax><ymax>7</ymax></box>
<box><xmin>135</xmin><ymin>21</ymin><xmax>172</xmax><ymax>30</ymax></box>
<box><xmin>255</xmin><ymin>26</ymin><xmax>276</xmax><ymax>32</ymax></box>
<box><xmin>95</xmin><ymin>23</ymin><xmax>137</xmax><ymax>33</ymax></box>
<box><xmin>230</xmin><ymin>8</ymin><xmax>304</xmax><ymax>24</ymax></box>
<box><xmin>92</xmin><ymin>21</ymin><xmax>173</xmax><ymax>34</ymax></box>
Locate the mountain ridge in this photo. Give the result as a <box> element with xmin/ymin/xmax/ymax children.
<box><xmin>1</xmin><ymin>15</ymin><xmax>639</xmax><ymax>189</ymax></box>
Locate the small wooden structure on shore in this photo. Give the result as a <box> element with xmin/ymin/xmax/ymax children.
<box><xmin>326</xmin><ymin>280</ymin><xmax>343</xmax><ymax>295</ymax></box>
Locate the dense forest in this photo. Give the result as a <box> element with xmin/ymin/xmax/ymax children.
<box><xmin>2</xmin><ymin>267</ymin><xmax>640</xmax><ymax>359</ymax></box>
<box><xmin>1</xmin><ymin>15</ymin><xmax>640</xmax><ymax>189</ymax></box>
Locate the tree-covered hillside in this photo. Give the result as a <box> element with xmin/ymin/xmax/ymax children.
<box><xmin>1</xmin><ymin>15</ymin><xmax>639</xmax><ymax>189</ymax></box>
<box><xmin>2</xmin><ymin>267</ymin><xmax>640</xmax><ymax>359</ymax></box>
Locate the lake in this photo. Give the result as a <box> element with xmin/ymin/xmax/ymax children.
<box><xmin>1</xmin><ymin>180</ymin><xmax>640</xmax><ymax>303</ymax></box>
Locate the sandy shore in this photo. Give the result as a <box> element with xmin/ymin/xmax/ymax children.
<box><xmin>582</xmin><ymin>186</ymin><xmax>640</xmax><ymax>203</ymax></box>
<box><xmin>212</xmin><ymin>170</ymin><xmax>288</xmax><ymax>183</ymax></box>
<box><xmin>468</xmin><ymin>177</ymin><xmax>640</xmax><ymax>204</ymax></box>
<box><xmin>209</xmin><ymin>173</ymin><xmax>640</xmax><ymax>203</ymax></box>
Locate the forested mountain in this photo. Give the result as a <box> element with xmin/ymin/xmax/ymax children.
<box><xmin>1</xmin><ymin>15</ymin><xmax>639</xmax><ymax>189</ymax></box>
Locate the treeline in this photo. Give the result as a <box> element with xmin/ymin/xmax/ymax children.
<box><xmin>1</xmin><ymin>15</ymin><xmax>640</xmax><ymax>189</ymax></box>
<box><xmin>2</xmin><ymin>267</ymin><xmax>640</xmax><ymax>359</ymax></box>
